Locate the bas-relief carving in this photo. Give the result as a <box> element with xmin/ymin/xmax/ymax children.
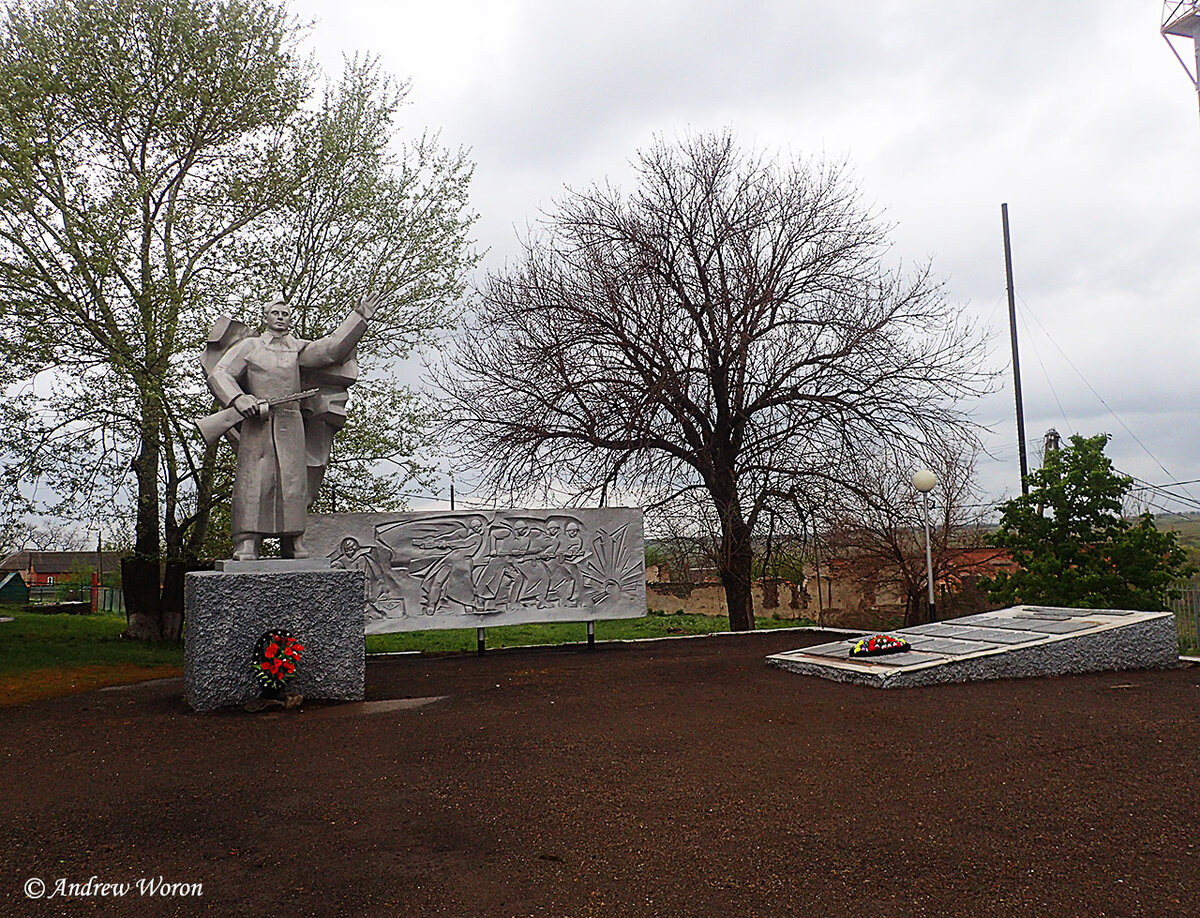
<box><xmin>306</xmin><ymin>509</ymin><xmax>646</xmax><ymax>633</ymax></box>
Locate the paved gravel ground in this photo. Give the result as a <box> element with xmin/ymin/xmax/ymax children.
<box><xmin>2</xmin><ymin>629</ymin><xmax>1199</xmax><ymax>917</ymax></box>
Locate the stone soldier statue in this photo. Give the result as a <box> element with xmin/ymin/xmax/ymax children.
<box><xmin>202</xmin><ymin>293</ymin><xmax>378</xmax><ymax>561</ymax></box>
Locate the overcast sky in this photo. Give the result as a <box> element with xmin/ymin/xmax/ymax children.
<box><xmin>289</xmin><ymin>0</ymin><xmax>1200</xmax><ymax>515</ymax></box>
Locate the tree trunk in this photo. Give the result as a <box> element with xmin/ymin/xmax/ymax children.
<box><xmin>717</xmin><ymin>512</ymin><xmax>756</xmax><ymax>632</ymax></box>
<box><xmin>121</xmin><ymin>555</ymin><xmax>163</xmax><ymax>641</ymax></box>
<box><xmin>131</xmin><ymin>389</ymin><xmax>163</xmax><ymax>559</ymax></box>
<box><xmin>709</xmin><ymin>460</ymin><xmax>756</xmax><ymax>631</ymax></box>
<box><xmin>160</xmin><ymin>557</ymin><xmax>214</xmax><ymax>642</ymax></box>
<box><xmin>124</xmin><ymin>388</ymin><xmax>167</xmax><ymax>641</ymax></box>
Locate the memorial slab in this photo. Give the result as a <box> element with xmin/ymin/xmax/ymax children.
<box><xmin>946</xmin><ymin>627</ymin><xmax>1041</xmax><ymax>645</ymax></box>
<box><xmin>305</xmin><ymin>508</ymin><xmax>646</xmax><ymax>633</ymax></box>
<box><xmin>767</xmin><ymin>605</ymin><xmax>1179</xmax><ymax>688</ymax></box>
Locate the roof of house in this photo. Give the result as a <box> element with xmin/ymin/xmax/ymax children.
<box><xmin>0</xmin><ymin>550</ymin><xmax>122</xmax><ymax>574</ymax></box>
<box><xmin>0</xmin><ymin>570</ymin><xmax>26</xmax><ymax>590</ymax></box>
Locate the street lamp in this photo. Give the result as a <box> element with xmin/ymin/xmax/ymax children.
<box><xmin>912</xmin><ymin>469</ymin><xmax>937</xmax><ymax>623</ymax></box>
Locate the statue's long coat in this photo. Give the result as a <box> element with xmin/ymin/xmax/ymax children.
<box><xmin>208</xmin><ymin>313</ymin><xmax>366</xmax><ymax>538</ymax></box>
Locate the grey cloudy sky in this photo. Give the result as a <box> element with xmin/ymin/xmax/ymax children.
<box><xmin>291</xmin><ymin>0</ymin><xmax>1200</xmax><ymax>513</ymax></box>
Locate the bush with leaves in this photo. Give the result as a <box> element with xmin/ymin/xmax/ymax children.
<box><xmin>980</xmin><ymin>434</ymin><xmax>1193</xmax><ymax>611</ymax></box>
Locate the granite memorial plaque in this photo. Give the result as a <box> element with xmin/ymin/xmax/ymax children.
<box><xmin>305</xmin><ymin>508</ymin><xmax>646</xmax><ymax>633</ymax></box>
<box><xmin>768</xmin><ymin>606</ymin><xmax>1179</xmax><ymax>688</ymax></box>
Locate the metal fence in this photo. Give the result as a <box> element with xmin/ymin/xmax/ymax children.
<box><xmin>25</xmin><ymin>583</ymin><xmax>125</xmax><ymax>613</ymax></box>
<box><xmin>27</xmin><ymin>583</ymin><xmax>90</xmax><ymax>604</ymax></box>
<box><xmin>1168</xmin><ymin>588</ymin><xmax>1200</xmax><ymax>650</ymax></box>
<box><xmin>96</xmin><ymin>586</ymin><xmax>125</xmax><ymax>614</ymax></box>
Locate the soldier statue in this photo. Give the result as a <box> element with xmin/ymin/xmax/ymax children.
<box><xmin>199</xmin><ymin>293</ymin><xmax>378</xmax><ymax>561</ymax></box>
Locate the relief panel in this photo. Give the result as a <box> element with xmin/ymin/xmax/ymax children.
<box><xmin>305</xmin><ymin>508</ymin><xmax>646</xmax><ymax>633</ymax></box>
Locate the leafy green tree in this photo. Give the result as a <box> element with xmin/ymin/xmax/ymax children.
<box><xmin>980</xmin><ymin>434</ymin><xmax>1193</xmax><ymax>611</ymax></box>
<box><xmin>0</xmin><ymin>0</ymin><xmax>476</xmax><ymax>639</ymax></box>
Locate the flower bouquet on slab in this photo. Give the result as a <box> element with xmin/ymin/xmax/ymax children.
<box><xmin>849</xmin><ymin>633</ymin><xmax>911</xmax><ymax>658</ymax></box>
<box><xmin>246</xmin><ymin>629</ymin><xmax>305</xmax><ymax>712</ymax></box>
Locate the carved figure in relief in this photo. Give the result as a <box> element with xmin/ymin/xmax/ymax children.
<box><xmin>329</xmin><ymin>536</ymin><xmax>405</xmax><ymax>617</ymax></box>
<box><xmin>543</xmin><ymin>516</ymin><xmax>589</xmax><ymax>605</ymax></box>
<box><xmin>411</xmin><ymin>516</ymin><xmax>486</xmax><ymax>614</ymax></box>
<box><xmin>510</xmin><ymin>519</ymin><xmax>553</xmax><ymax>608</ymax></box>
<box><xmin>473</xmin><ymin>520</ymin><xmax>520</xmax><ymax>611</ymax></box>
<box><xmin>201</xmin><ymin>293</ymin><xmax>378</xmax><ymax>560</ymax></box>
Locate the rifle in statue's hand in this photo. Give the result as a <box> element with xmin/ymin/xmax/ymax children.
<box><xmin>195</xmin><ymin>389</ymin><xmax>320</xmax><ymax>447</ymax></box>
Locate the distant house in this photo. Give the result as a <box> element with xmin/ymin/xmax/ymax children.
<box><xmin>0</xmin><ymin>551</ymin><xmax>122</xmax><ymax>586</ymax></box>
<box><xmin>0</xmin><ymin>570</ymin><xmax>28</xmax><ymax>603</ymax></box>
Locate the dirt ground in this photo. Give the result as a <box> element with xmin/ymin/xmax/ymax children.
<box><xmin>2</xmin><ymin>629</ymin><xmax>1199</xmax><ymax>917</ymax></box>
<box><xmin>0</xmin><ymin>663</ymin><xmax>184</xmax><ymax>708</ymax></box>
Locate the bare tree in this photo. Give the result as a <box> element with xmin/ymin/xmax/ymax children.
<box><xmin>0</xmin><ymin>518</ymin><xmax>88</xmax><ymax>555</ymax></box>
<box><xmin>436</xmin><ymin>132</ymin><xmax>991</xmax><ymax>630</ymax></box>
<box><xmin>823</xmin><ymin>439</ymin><xmax>993</xmax><ymax>627</ymax></box>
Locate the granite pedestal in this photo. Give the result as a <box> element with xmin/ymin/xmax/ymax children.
<box><xmin>185</xmin><ymin>567</ymin><xmax>365</xmax><ymax>712</ymax></box>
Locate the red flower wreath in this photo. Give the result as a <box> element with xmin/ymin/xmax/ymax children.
<box><xmin>252</xmin><ymin>629</ymin><xmax>305</xmax><ymax>691</ymax></box>
<box><xmin>849</xmin><ymin>633</ymin><xmax>911</xmax><ymax>658</ymax></box>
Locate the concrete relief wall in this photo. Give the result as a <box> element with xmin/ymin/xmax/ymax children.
<box><xmin>307</xmin><ymin>509</ymin><xmax>645</xmax><ymax>633</ymax></box>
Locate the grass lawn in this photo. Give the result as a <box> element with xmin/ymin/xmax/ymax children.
<box><xmin>0</xmin><ymin>605</ymin><xmax>815</xmax><ymax>705</ymax></box>
<box><xmin>0</xmin><ymin>608</ymin><xmax>184</xmax><ymax>706</ymax></box>
<box><xmin>363</xmin><ymin>609</ymin><xmax>814</xmax><ymax>654</ymax></box>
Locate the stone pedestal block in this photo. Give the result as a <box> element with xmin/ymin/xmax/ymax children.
<box><xmin>185</xmin><ymin>568</ymin><xmax>365</xmax><ymax>712</ymax></box>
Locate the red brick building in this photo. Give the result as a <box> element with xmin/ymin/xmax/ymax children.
<box><xmin>0</xmin><ymin>550</ymin><xmax>121</xmax><ymax>586</ymax></box>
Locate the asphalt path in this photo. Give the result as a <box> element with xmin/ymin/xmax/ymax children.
<box><xmin>2</xmin><ymin>629</ymin><xmax>1198</xmax><ymax>916</ymax></box>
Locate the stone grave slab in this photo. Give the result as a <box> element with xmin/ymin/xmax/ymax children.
<box><xmin>801</xmin><ymin>640</ymin><xmax>856</xmax><ymax>658</ymax></box>
<box><xmin>768</xmin><ymin>605</ymin><xmax>1179</xmax><ymax>689</ymax></box>
<box><xmin>969</xmin><ymin>617</ymin><xmax>1056</xmax><ymax>632</ymax></box>
<box><xmin>1013</xmin><ymin>610</ymin><xmax>1076</xmax><ymax>621</ymax></box>
<box><xmin>1023</xmin><ymin>620</ymin><xmax>1096</xmax><ymax>634</ymax></box>
<box><xmin>851</xmin><ymin>651</ymin><xmax>947</xmax><ymax>667</ymax></box>
<box><xmin>905</xmin><ymin>637</ymin><xmax>996</xmax><ymax>655</ymax></box>
<box><xmin>906</xmin><ymin>623</ymin><xmax>974</xmax><ymax>638</ymax></box>
<box><xmin>948</xmin><ymin>627</ymin><xmax>1041</xmax><ymax>645</ymax></box>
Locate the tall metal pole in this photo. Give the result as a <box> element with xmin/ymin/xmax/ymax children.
<box><xmin>913</xmin><ymin>470</ymin><xmax>938</xmax><ymax>622</ymax></box>
<box><xmin>1002</xmin><ymin>203</ymin><xmax>1029</xmax><ymax>496</ymax></box>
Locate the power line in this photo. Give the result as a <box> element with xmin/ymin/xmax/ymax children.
<box><xmin>1016</xmin><ymin>305</ymin><xmax>1072</xmax><ymax>433</ymax></box>
<box><xmin>1016</xmin><ymin>292</ymin><xmax>1200</xmax><ymax>505</ymax></box>
<box><xmin>1123</xmin><ymin>471</ymin><xmax>1200</xmax><ymax>513</ymax></box>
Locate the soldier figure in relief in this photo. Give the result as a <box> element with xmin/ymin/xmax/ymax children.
<box><xmin>206</xmin><ymin>294</ymin><xmax>378</xmax><ymax>561</ymax></box>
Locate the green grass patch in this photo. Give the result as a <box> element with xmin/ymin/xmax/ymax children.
<box><xmin>0</xmin><ymin>607</ymin><xmax>813</xmax><ymax>673</ymax></box>
<box><xmin>0</xmin><ymin>609</ymin><xmax>184</xmax><ymax>675</ymax></box>
<box><xmin>365</xmin><ymin>611</ymin><xmax>813</xmax><ymax>655</ymax></box>
<box><xmin>0</xmin><ymin>605</ymin><xmax>815</xmax><ymax>700</ymax></box>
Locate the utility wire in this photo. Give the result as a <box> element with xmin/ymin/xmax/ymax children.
<box><xmin>1124</xmin><ymin>474</ymin><xmax>1200</xmax><ymax>513</ymax></box>
<box><xmin>1016</xmin><ymin>292</ymin><xmax>1198</xmax><ymax>504</ymax></box>
<box><xmin>1016</xmin><ymin>305</ymin><xmax>1072</xmax><ymax>433</ymax></box>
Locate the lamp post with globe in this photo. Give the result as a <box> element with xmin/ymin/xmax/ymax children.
<box><xmin>912</xmin><ymin>468</ymin><xmax>937</xmax><ymax>622</ymax></box>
